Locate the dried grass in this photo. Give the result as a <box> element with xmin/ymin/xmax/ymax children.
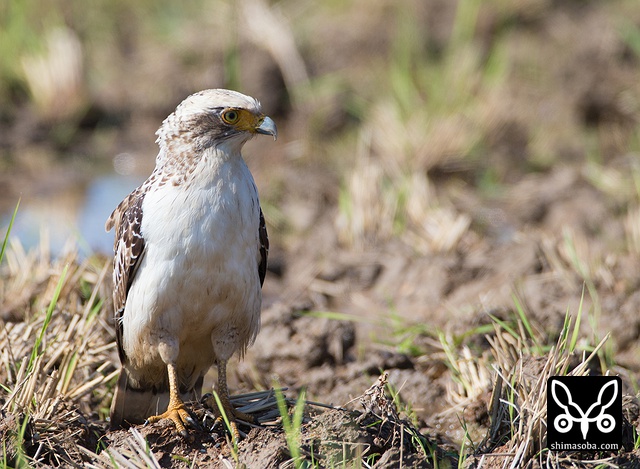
<box><xmin>21</xmin><ymin>27</ymin><xmax>86</xmax><ymax>121</ymax></box>
<box><xmin>0</xmin><ymin>240</ymin><xmax>116</xmax><ymax>467</ymax></box>
<box><xmin>336</xmin><ymin>125</ymin><xmax>470</xmax><ymax>253</ymax></box>
<box><xmin>474</xmin><ymin>313</ymin><xmax>612</xmax><ymax>468</ymax></box>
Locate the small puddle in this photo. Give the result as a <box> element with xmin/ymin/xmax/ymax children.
<box><xmin>2</xmin><ymin>174</ymin><xmax>144</xmax><ymax>257</ymax></box>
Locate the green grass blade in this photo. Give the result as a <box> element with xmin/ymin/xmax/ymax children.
<box><xmin>274</xmin><ymin>386</ymin><xmax>290</xmax><ymax>432</ymax></box>
<box><xmin>275</xmin><ymin>386</ymin><xmax>306</xmax><ymax>468</ymax></box>
<box><xmin>302</xmin><ymin>310</ymin><xmax>369</xmax><ymax>323</ymax></box>
<box><xmin>488</xmin><ymin>314</ymin><xmax>518</xmax><ymax>341</ymax></box>
<box><xmin>0</xmin><ymin>198</ymin><xmax>20</xmax><ymax>265</ymax></box>
<box><xmin>28</xmin><ymin>263</ymin><xmax>69</xmax><ymax>373</ymax></box>
<box><xmin>211</xmin><ymin>391</ymin><xmax>232</xmax><ymax>433</ymax></box>
<box><xmin>569</xmin><ymin>285</ymin><xmax>586</xmax><ymax>354</ymax></box>
<box><xmin>512</xmin><ymin>294</ymin><xmax>540</xmax><ymax>353</ymax></box>
<box><xmin>210</xmin><ymin>390</ymin><xmax>240</xmax><ymax>460</ymax></box>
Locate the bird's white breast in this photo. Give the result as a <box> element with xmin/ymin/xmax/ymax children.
<box><xmin>122</xmin><ymin>150</ymin><xmax>262</xmax><ymax>381</ymax></box>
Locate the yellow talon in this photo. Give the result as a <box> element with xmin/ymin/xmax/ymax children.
<box><xmin>147</xmin><ymin>363</ymin><xmax>194</xmax><ymax>438</ymax></box>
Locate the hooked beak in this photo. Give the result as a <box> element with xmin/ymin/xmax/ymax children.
<box><xmin>256</xmin><ymin>116</ymin><xmax>277</xmax><ymax>140</ymax></box>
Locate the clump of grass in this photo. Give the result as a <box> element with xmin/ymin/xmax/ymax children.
<box><xmin>439</xmin><ymin>332</ymin><xmax>493</xmax><ymax>407</ymax></box>
<box><xmin>540</xmin><ymin>229</ymin><xmax>619</xmax><ymax>373</ymax></box>
<box><xmin>431</xmin><ymin>292</ymin><xmax>621</xmax><ymax>467</ymax></box>
<box><xmin>357</xmin><ymin>373</ymin><xmax>438</xmax><ymax>466</ymax></box>
<box><xmin>474</xmin><ymin>301</ymin><xmax>611</xmax><ymax>467</ymax></box>
<box><xmin>0</xmin><ymin>235</ymin><xmax>116</xmax><ymax>466</ymax></box>
<box><xmin>335</xmin><ymin>1</ymin><xmax>499</xmax><ymax>252</ymax></box>
<box><xmin>21</xmin><ymin>26</ymin><xmax>86</xmax><ymax>125</ymax></box>
<box><xmin>275</xmin><ymin>386</ymin><xmax>307</xmax><ymax>469</ymax></box>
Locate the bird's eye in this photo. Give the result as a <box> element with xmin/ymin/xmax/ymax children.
<box><xmin>222</xmin><ymin>110</ymin><xmax>240</xmax><ymax>124</ymax></box>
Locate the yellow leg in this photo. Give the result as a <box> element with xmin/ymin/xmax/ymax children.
<box><xmin>147</xmin><ymin>363</ymin><xmax>192</xmax><ymax>437</ymax></box>
<box><xmin>203</xmin><ymin>359</ymin><xmax>255</xmax><ymax>439</ymax></box>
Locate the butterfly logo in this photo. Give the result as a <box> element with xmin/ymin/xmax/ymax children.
<box><xmin>551</xmin><ymin>379</ymin><xmax>617</xmax><ymax>439</ymax></box>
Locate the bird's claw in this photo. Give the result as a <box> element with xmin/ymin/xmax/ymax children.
<box><xmin>185</xmin><ymin>414</ymin><xmax>199</xmax><ymax>429</ymax></box>
<box><xmin>202</xmin><ymin>393</ymin><xmax>254</xmax><ymax>440</ymax></box>
<box><xmin>147</xmin><ymin>401</ymin><xmax>196</xmax><ymax>439</ymax></box>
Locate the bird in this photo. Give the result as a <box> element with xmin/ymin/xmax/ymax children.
<box><xmin>106</xmin><ymin>89</ymin><xmax>276</xmax><ymax>438</ymax></box>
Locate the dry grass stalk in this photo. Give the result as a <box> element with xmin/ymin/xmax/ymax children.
<box><xmin>445</xmin><ymin>345</ymin><xmax>493</xmax><ymax>407</ymax></box>
<box><xmin>240</xmin><ymin>0</ymin><xmax>309</xmax><ymax>107</ymax></box>
<box><xmin>624</xmin><ymin>204</ymin><xmax>640</xmax><ymax>255</ymax></box>
<box><xmin>21</xmin><ymin>27</ymin><xmax>86</xmax><ymax>121</ymax></box>
<box><xmin>99</xmin><ymin>428</ymin><xmax>162</xmax><ymax>469</ymax></box>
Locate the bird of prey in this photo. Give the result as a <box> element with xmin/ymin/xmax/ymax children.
<box><xmin>106</xmin><ymin>89</ymin><xmax>276</xmax><ymax>437</ymax></box>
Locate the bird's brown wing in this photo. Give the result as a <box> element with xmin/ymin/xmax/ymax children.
<box><xmin>105</xmin><ymin>188</ymin><xmax>147</xmax><ymax>364</ymax></box>
<box><xmin>258</xmin><ymin>208</ymin><xmax>269</xmax><ymax>287</ymax></box>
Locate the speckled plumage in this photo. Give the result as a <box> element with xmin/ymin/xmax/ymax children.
<box><xmin>106</xmin><ymin>89</ymin><xmax>274</xmax><ymax>430</ymax></box>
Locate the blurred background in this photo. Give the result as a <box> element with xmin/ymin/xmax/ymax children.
<box><xmin>1</xmin><ymin>0</ymin><xmax>640</xmax><ymax>257</ymax></box>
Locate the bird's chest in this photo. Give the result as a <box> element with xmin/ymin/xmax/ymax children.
<box><xmin>122</xmin><ymin>158</ymin><xmax>263</xmax><ymax>374</ymax></box>
<box><xmin>139</xmin><ymin>163</ymin><xmax>261</xmax><ymax>319</ymax></box>
<box><xmin>145</xmin><ymin>166</ymin><xmax>259</xmax><ymax>259</ymax></box>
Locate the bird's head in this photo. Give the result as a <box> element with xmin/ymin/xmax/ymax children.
<box><xmin>156</xmin><ymin>89</ymin><xmax>277</xmax><ymax>157</ymax></box>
